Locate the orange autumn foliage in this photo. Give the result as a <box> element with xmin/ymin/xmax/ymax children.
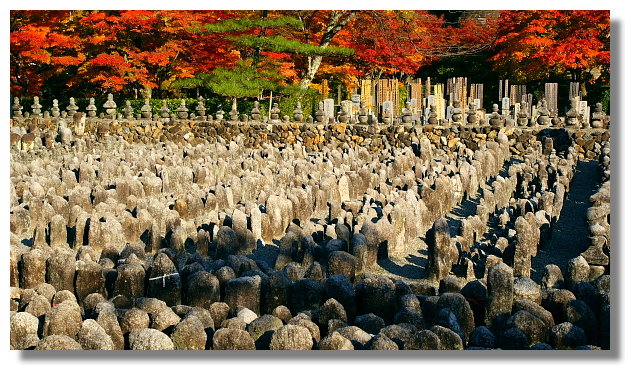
<box><xmin>490</xmin><ymin>10</ymin><xmax>610</xmax><ymax>83</ymax></box>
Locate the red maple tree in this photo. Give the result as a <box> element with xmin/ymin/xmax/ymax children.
<box><xmin>490</xmin><ymin>10</ymin><xmax>610</xmax><ymax>92</ymax></box>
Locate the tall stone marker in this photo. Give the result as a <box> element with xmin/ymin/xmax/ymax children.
<box><xmin>323</xmin><ymin>99</ymin><xmax>335</xmax><ymax>119</ymax></box>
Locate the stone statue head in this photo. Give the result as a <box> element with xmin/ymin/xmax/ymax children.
<box><xmin>595</xmin><ymin>102</ymin><xmax>603</xmax><ymax>112</ymax></box>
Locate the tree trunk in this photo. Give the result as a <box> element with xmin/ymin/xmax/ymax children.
<box><xmin>298</xmin><ymin>10</ymin><xmax>359</xmax><ymax>90</ymax></box>
<box><xmin>299</xmin><ymin>55</ymin><xmax>324</xmax><ymax>90</ymax></box>
<box><xmin>581</xmin><ymin>69</ymin><xmax>590</xmax><ymax>98</ymax></box>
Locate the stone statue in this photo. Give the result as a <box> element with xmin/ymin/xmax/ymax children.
<box><xmin>358</xmin><ymin>101</ymin><xmax>369</xmax><ymax>125</ymax></box>
<box><xmin>66</xmin><ymin>97</ymin><xmax>79</xmax><ymax>117</ymax></box>
<box><xmin>123</xmin><ymin>100</ymin><xmax>135</xmax><ymax>120</ymax></box>
<box><xmin>489</xmin><ymin>104</ymin><xmax>501</xmax><ymax>126</ymax></box>
<box><xmin>195</xmin><ymin>96</ymin><xmax>206</xmax><ymax>117</ymax></box>
<box><xmin>31</xmin><ymin>96</ymin><xmax>42</xmax><ymax>117</ymax></box>
<box><xmin>428</xmin><ymin>105</ymin><xmax>438</xmax><ymax>125</ymax></box>
<box><xmin>177</xmin><ymin>99</ymin><xmax>189</xmax><ymax>120</ymax></box>
<box><xmin>160</xmin><ymin>100</ymin><xmax>171</xmax><ymax>121</ymax></box>
<box><xmin>401</xmin><ymin>101</ymin><xmax>413</xmax><ymax>124</ymax></box>
<box><xmin>565</xmin><ymin>98</ymin><xmax>580</xmax><ymax>127</ymax></box>
<box><xmin>315</xmin><ymin>101</ymin><xmax>325</xmax><ymax>123</ymax></box>
<box><xmin>536</xmin><ymin>99</ymin><xmax>550</xmax><ymax>126</ymax></box>
<box><xmin>466</xmin><ymin>103</ymin><xmax>478</xmax><ymax>125</ymax></box>
<box><xmin>229</xmin><ymin>98</ymin><xmax>239</xmax><ymax>121</ymax></box>
<box><xmin>251</xmin><ymin>101</ymin><xmax>261</xmax><ymax>121</ymax></box>
<box><xmin>517</xmin><ymin>101</ymin><xmax>529</xmax><ymax>126</ymax></box>
<box><xmin>451</xmin><ymin>100</ymin><xmax>463</xmax><ymax>124</ymax></box>
<box><xmin>270</xmin><ymin>103</ymin><xmax>281</xmax><ymax>122</ymax></box>
<box><xmin>140</xmin><ymin>99</ymin><xmax>152</xmax><ymax>119</ymax></box>
<box><xmin>86</xmin><ymin>98</ymin><xmax>98</xmax><ymax>118</ymax></box>
<box><xmin>337</xmin><ymin>106</ymin><xmax>349</xmax><ymax>124</ymax></box>
<box><xmin>591</xmin><ymin>102</ymin><xmax>606</xmax><ymax>128</ymax></box>
<box><xmin>103</xmin><ymin>93</ymin><xmax>117</xmax><ymax>119</ymax></box>
<box><xmin>51</xmin><ymin>99</ymin><xmax>61</xmax><ymax>118</ymax></box>
<box><xmin>12</xmin><ymin>97</ymin><xmax>22</xmax><ymax>118</ymax></box>
<box><xmin>215</xmin><ymin>106</ymin><xmax>225</xmax><ymax>121</ymax></box>
<box><xmin>293</xmin><ymin>102</ymin><xmax>304</xmax><ymax>122</ymax></box>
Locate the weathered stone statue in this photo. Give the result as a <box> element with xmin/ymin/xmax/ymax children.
<box><xmin>215</xmin><ymin>106</ymin><xmax>225</xmax><ymax>121</ymax></box>
<box><xmin>466</xmin><ymin>103</ymin><xmax>478</xmax><ymax>125</ymax></box>
<box><xmin>565</xmin><ymin>98</ymin><xmax>579</xmax><ymax>127</ymax></box>
<box><xmin>31</xmin><ymin>96</ymin><xmax>42</xmax><ymax>117</ymax></box>
<box><xmin>293</xmin><ymin>101</ymin><xmax>304</xmax><ymax>122</ymax></box>
<box><xmin>123</xmin><ymin>100</ymin><xmax>135</xmax><ymax>120</ymax></box>
<box><xmin>517</xmin><ymin>101</ymin><xmax>529</xmax><ymax>126</ymax></box>
<box><xmin>66</xmin><ymin>97</ymin><xmax>79</xmax><ymax>117</ymax></box>
<box><xmin>489</xmin><ymin>104</ymin><xmax>502</xmax><ymax>126</ymax></box>
<box><xmin>177</xmin><ymin>99</ymin><xmax>189</xmax><ymax>120</ymax></box>
<box><xmin>195</xmin><ymin>96</ymin><xmax>206</xmax><ymax>117</ymax></box>
<box><xmin>160</xmin><ymin>100</ymin><xmax>171</xmax><ymax>122</ymax></box>
<box><xmin>315</xmin><ymin>101</ymin><xmax>325</xmax><ymax>123</ymax></box>
<box><xmin>401</xmin><ymin>101</ymin><xmax>413</xmax><ymax>124</ymax></box>
<box><xmin>358</xmin><ymin>101</ymin><xmax>369</xmax><ymax>125</ymax></box>
<box><xmin>50</xmin><ymin>99</ymin><xmax>60</xmax><ymax>118</ymax></box>
<box><xmin>103</xmin><ymin>93</ymin><xmax>117</xmax><ymax>119</ymax></box>
<box><xmin>337</xmin><ymin>106</ymin><xmax>349</xmax><ymax>123</ymax></box>
<box><xmin>229</xmin><ymin>98</ymin><xmax>239</xmax><ymax>121</ymax></box>
<box><xmin>12</xmin><ymin>97</ymin><xmax>22</xmax><ymax>118</ymax></box>
<box><xmin>536</xmin><ymin>99</ymin><xmax>550</xmax><ymax>125</ymax></box>
<box><xmin>381</xmin><ymin>102</ymin><xmax>393</xmax><ymax>125</ymax></box>
<box><xmin>140</xmin><ymin>99</ymin><xmax>152</xmax><ymax>119</ymax></box>
<box><xmin>591</xmin><ymin>102</ymin><xmax>606</xmax><ymax>128</ymax></box>
<box><xmin>270</xmin><ymin>103</ymin><xmax>281</xmax><ymax>122</ymax></box>
<box><xmin>451</xmin><ymin>100</ymin><xmax>463</xmax><ymax>124</ymax></box>
<box><xmin>86</xmin><ymin>98</ymin><xmax>98</xmax><ymax>118</ymax></box>
<box><xmin>251</xmin><ymin>101</ymin><xmax>261</xmax><ymax>121</ymax></box>
<box><xmin>428</xmin><ymin>105</ymin><xmax>438</xmax><ymax>125</ymax></box>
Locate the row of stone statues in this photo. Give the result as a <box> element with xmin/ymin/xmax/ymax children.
<box><xmin>12</xmin><ymin>94</ymin><xmax>608</xmax><ymax>128</ymax></box>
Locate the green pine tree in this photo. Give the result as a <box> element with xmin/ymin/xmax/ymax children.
<box><xmin>174</xmin><ymin>12</ymin><xmax>353</xmax><ymax>100</ymax></box>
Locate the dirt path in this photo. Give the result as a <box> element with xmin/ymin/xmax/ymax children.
<box><xmin>530</xmin><ymin>160</ymin><xmax>602</xmax><ymax>282</ymax></box>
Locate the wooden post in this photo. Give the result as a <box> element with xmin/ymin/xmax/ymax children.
<box><xmin>268</xmin><ymin>90</ymin><xmax>273</xmax><ymax>117</ymax></box>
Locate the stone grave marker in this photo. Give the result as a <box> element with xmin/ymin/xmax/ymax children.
<box><xmin>545</xmin><ymin>83</ymin><xmax>558</xmax><ymax>115</ymax></box>
<box><xmin>502</xmin><ymin>97</ymin><xmax>510</xmax><ymax>117</ymax></box>
<box><xmin>579</xmin><ymin>101</ymin><xmax>589</xmax><ymax>123</ymax></box>
<box><xmin>382</xmin><ymin>101</ymin><xmax>393</xmax><ymax>118</ymax></box>
<box><xmin>446</xmin><ymin>103</ymin><xmax>454</xmax><ymax>121</ymax></box>
<box><xmin>323</xmin><ymin>99</ymin><xmax>335</xmax><ymax>119</ymax></box>
<box><xmin>341</xmin><ymin>100</ymin><xmax>353</xmax><ymax>118</ymax></box>
<box><xmin>513</xmin><ymin>103</ymin><xmax>520</xmax><ymax>121</ymax></box>
<box><xmin>410</xmin><ymin>98</ymin><xmax>418</xmax><ymax>109</ymax></box>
